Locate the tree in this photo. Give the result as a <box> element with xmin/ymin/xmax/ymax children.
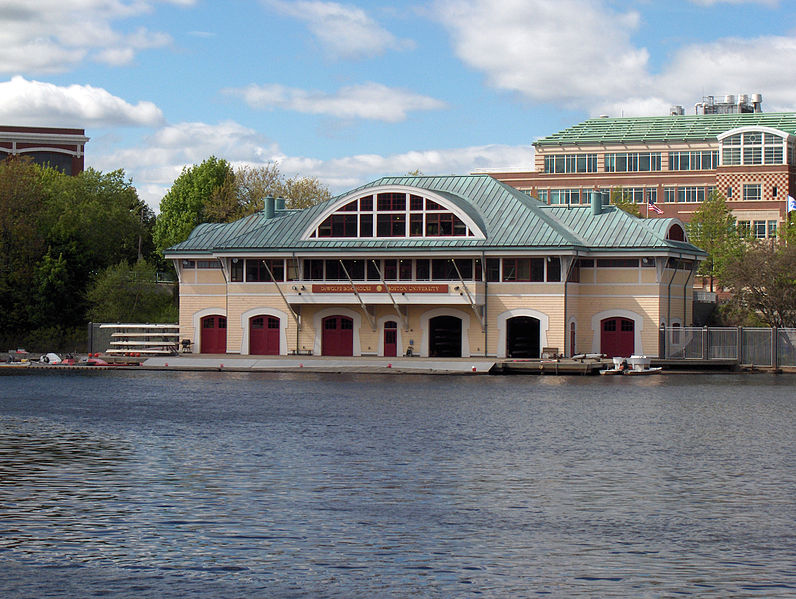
<box><xmin>609</xmin><ymin>186</ymin><xmax>642</xmax><ymax>217</ymax></box>
<box><xmin>0</xmin><ymin>157</ymin><xmax>46</xmax><ymax>334</ymax></box>
<box><xmin>720</xmin><ymin>239</ymin><xmax>796</xmax><ymax>327</ymax></box>
<box><xmin>153</xmin><ymin>156</ymin><xmax>233</xmax><ymax>252</ymax></box>
<box><xmin>277</xmin><ymin>174</ymin><xmax>331</xmax><ymax>209</ymax></box>
<box><xmin>200</xmin><ymin>162</ymin><xmax>332</xmax><ymax>218</ymax></box>
<box><xmin>686</xmin><ymin>191</ymin><xmax>744</xmax><ymax>292</ymax></box>
<box><xmin>87</xmin><ymin>260</ymin><xmax>177</xmax><ymax>323</ymax></box>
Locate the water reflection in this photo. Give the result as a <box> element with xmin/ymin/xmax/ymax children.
<box><xmin>0</xmin><ymin>372</ymin><xmax>794</xmax><ymax>597</ymax></box>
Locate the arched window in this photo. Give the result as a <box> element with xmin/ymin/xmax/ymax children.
<box><xmin>307</xmin><ymin>191</ymin><xmax>480</xmax><ymax>239</ymax></box>
<box><xmin>718</xmin><ymin>128</ymin><xmax>789</xmax><ymax>166</ymax></box>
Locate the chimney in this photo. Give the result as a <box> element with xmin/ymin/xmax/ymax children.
<box><xmin>264</xmin><ymin>196</ymin><xmax>275</xmax><ymax>219</ymax></box>
<box><xmin>591</xmin><ymin>190</ymin><xmax>602</xmax><ymax>216</ymax></box>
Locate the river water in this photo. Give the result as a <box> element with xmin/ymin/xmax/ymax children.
<box><xmin>0</xmin><ymin>371</ymin><xmax>794</xmax><ymax>598</ymax></box>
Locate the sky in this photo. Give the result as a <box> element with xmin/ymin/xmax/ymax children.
<box><xmin>2</xmin><ymin>0</ymin><xmax>796</xmax><ymax>212</ymax></box>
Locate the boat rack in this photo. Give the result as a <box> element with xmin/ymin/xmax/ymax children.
<box><xmin>100</xmin><ymin>323</ymin><xmax>180</xmax><ymax>356</ymax></box>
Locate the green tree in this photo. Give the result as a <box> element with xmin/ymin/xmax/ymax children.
<box><xmin>38</xmin><ymin>167</ymin><xmax>154</xmax><ymax>328</ymax></box>
<box><xmin>87</xmin><ymin>260</ymin><xmax>177</xmax><ymax>323</ymax></box>
<box><xmin>0</xmin><ymin>157</ymin><xmax>46</xmax><ymax>334</ymax></box>
<box><xmin>609</xmin><ymin>186</ymin><xmax>642</xmax><ymax>217</ymax></box>
<box><xmin>200</xmin><ymin>162</ymin><xmax>332</xmax><ymax>219</ymax></box>
<box><xmin>720</xmin><ymin>239</ymin><xmax>796</xmax><ymax>327</ymax></box>
<box><xmin>685</xmin><ymin>191</ymin><xmax>743</xmax><ymax>292</ymax></box>
<box><xmin>153</xmin><ymin>156</ymin><xmax>233</xmax><ymax>252</ymax></box>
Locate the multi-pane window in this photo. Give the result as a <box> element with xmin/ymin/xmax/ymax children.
<box><xmin>668</xmin><ymin>150</ymin><xmax>719</xmax><ymax>170</ymax></box>
<box><xmin>548</xmin><ymin>189</ymin><xmax>582</xmax><ymax>205</ymax></box>
<box><xmin>604</xmin><ymin>152</ymin><xmax>661</xmax><ymax>172</ymax></box>
<box><xmin>721</xmin><ymin>131</ymin><xmax>786</xmax><ymax>165</ymax></box>
<box><xmin>743</xmin><ymin>184</ymin><xmax>761</xmax><ymax>201</ymax></box>
<box><xmin>312</xmin><ymin>192</ymin><xmax>473</xmax><ymax>238</ymax></box>
<box><xmin>246</xmin><ymin>259</ymin><xmax>284</xmax><ymax>282</ymax></box>
<box><xmin>676</xmin><ymin>186</ymin><xmax>713</xmax><ymax>203</ymax></box>
<box><xmin>544</xmin><ymin>153</ymin><xmax>597</xmax><ymax>173</ymax></box>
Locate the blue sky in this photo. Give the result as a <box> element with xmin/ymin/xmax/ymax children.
<box><xmin>2</xmin><ymin>0</ymin><xmax>795</xmax><ymax>211</ymax></box>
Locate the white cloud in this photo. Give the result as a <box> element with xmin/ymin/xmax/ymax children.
<box><xmin>91</xmin><ymin>119</ymin><xmax>529</xmax><ymax>211</ymax></box>
<box><xmin>0</xmin><ymin>76</ymin><xmax>164</xmax><ymax>127</ymax></box>
<box><xmin>434</xmin><ymin>0</ymin><xmax>796</xmax><ymax>117</ymax></box>
<box><xmin>264</xmin><ymin>0</ymin><xmax>414</xmax><ymax>59</ymax></box>
<box><xmin>0</xmin><ymin>0</ymin><xmax>190</xmax><ymax>73</ymax></box>
<box><xmin>433</xmin><ymin>0</ymin><xmax>650</xmax><ymax>106</ymax></box>
<box><xmin>225</xmin><ymin>82</ymin><xmax>446</xmax><ymax>122</ymax></box>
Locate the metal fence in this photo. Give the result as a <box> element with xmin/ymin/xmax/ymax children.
<box><xmin>662</xmin><ymin>326</ymin><xmax>796</xmax><ymax>367</ymax></box>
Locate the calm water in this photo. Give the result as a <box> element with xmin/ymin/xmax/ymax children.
<box><xmin>0</xmin><ymin>371</ymin><xmax>794</xmax><ymax>598</ymax></box>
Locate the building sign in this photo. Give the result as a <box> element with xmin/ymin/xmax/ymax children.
<box><xmin>312</xmin><ymin>283</ymin><xmax>449</xmax><ymax>294</ymax></box>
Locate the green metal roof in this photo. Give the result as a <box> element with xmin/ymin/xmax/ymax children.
<box><xmin>535</xmin><ymin>112</ymin><xmax>796</xmax><ymax>147</ymax></box>
<box><xmin>166</xmin><ymin>174</ymin><xmax>704</xmax><ymax>256</ymax></box>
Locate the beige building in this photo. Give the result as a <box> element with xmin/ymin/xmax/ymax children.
<box><xmin>166</xmin><ymin>175</ymin><xmax>704</xmax><ymax>359</ymax></box>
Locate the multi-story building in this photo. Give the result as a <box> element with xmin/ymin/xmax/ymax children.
<box><xmin>165</xmin><ymin>175</ymin><xmax>703</xmax><ymax>359</ymax></box>
<box><xmin>0</xmin><ymin>125</ymin><xmax>89</xmax><ymax>175</ymax></box>
<box><xmin>490</xmin><ymin>102</ymin><xmax>796</xmax><ymax>240</ymax></box>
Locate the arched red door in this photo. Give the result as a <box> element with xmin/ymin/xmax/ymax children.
<box><xmin>384</xmin><ymin>320</ymin><xmax>397</xmax><ymax>357</ymax></box>
<box><xmin>322</xmin><ymin>316</ymin><xmax>354</xmax><ymax>356</ymax></box>
<box><xmin>200</xmin><ymin>315</ymin><xmax>227</xmax><ymax>354</ymax></box>
<box><xmin>601</xmin><ymin>317</ymin><xmax>634</xmax><ymax>358</ymax></box>
<box><xmin>250</xmin><ymin>316</ymin><xmax>280</xmax><ymax>355</ymax></box>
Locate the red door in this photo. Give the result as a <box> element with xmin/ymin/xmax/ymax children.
<box><xmin>200</xmin><ymin>315</ymin><xmax>227</xmax><ymax>354</ymax></box>
<box><xmin>250</xmin><ymin>316</ymin><xmax>280</xmax><ymax>355</ymax></box>
<box><xmin>384</xmin><ymin>320</ymin><xmax>397</xmax><ymax>357</ymax></box>
<box><xmin>322</xmin><ymin>316</ymin><xmax>354</xmax><ymax>356</ymax></box>
<box><xmin>601</xmin><ymin>317</ymin><xmax>634</xmax><ymax>358</ymax></box>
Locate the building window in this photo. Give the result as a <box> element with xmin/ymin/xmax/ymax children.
<box><xmin>753</xmin><ymin>221</ymin><xmax>767</xmax><ymax>239</ymax></box>
<box><xmin>246</xmin><ymin>259</ymin><xmax>284</xmax><ymax>282</ymax></box>
<box><xmin>604</xmin><ymin>152</ymin><xmax>661</xmax><ymax>172</ymax></box>
<box><xmin>544</xmin><ymin>153</ymin><xmax>597</xmax><ymax>173</ymax></box>
<box><xmin>668</xmin><ymin>150</ymin><xmax>719</xmax><ymax>171</ymax></box>
<box><xmin>677</xmin><ymin>186</ymin><xmax>713</xmax><ymax>203</ymax></box>
<box><xmin>743</xmin><ymin>184</ymin><xmax>762</xmax><ymax>201</ymax></box>
<box><xmin>768</xmin><ymin>220</ymin><xmax>778</xmax><ymax>238</ymax></box>
<box><xmin>726</xmin><ymin>186</ymin><xmax>732</xmax><ymax>198</ymax></box>
<box><xmin>737</xmin><ymin>221</ymin><xmax>750</xmax><ymax>235</ymax></box>
<box><xmin>772</xmin><ymin>185</ymin><xmax>778</xmax><ymax>198</ymax></box>
<box><xmin>664</xmin><ymin>187</ymin><xmax>676</xmax><ymax>203</ymax></box>
<box><xmin>231</xmin><ymin>259</ymin><xmax>244</xmax><ymax>282</ymax></box>
<box><xmin>721</xmin><ymin>131</ymin><xmax>786</xmax><ymax>166</ymax></box>
<box><xmin>546</xmin><ymin>257</ymin><xmax>561</xmax><ymax>282</ymax></box>
<box><xmin>313</xmin><ymin>191</ymin><xmax>474</xmax><ymax>238</ymax></box>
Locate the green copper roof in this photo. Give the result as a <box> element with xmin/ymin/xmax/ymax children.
<box><xmin>535</xmin><ymin>112</ymin><xmax>796</xmax><ymax>147</ymax></box>
<box><xmin>167</xmin><ymin>174</ymin><xmax>704</xmax><ymax>256</ymax></box>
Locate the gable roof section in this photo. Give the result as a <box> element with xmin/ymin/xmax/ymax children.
<box><xmin>535</xmin><ymin>112</ymin><xmax>796</xmax><ymax>147</ymax></box>
<box><xmin>166</xmin><ymin>174</ymin><xmax>704</xmax><ymax>256</ymax></box>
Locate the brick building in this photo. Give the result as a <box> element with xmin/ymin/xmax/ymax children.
<box><xmin>490</xmin><ymin>110</ymin><xmax>796</xmax><ymax>239</ymax></box>
<box><xmin>0</xmin><ymin>125</ymin><xmax>89</xmax><ymax>175</ymax></box>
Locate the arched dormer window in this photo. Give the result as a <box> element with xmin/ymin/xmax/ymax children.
<box><xmin>718</xmin><ymin>126</ymin><xmax>791</xmax><ymax>166</ymax></box>
<box><xmin>303</xmin><ymin>187</ymin><xmax>486</xmax><ymax>240</ymax></box>
<box><xmin>666</xmin><ymin>223</ymin><xmax>685</xmax><ymax>241</ymax></box>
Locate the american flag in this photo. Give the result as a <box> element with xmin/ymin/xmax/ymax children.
<box><xmin>648</xmin><ymin>201</ymin><xmax>663</xmax><ymax>215</ymax></box>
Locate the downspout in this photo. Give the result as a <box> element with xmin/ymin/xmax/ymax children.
<box><xmin>482</xmin><ymin>251</ymin><xmax>487</xmax><ymax>357</ymax></box>
<box><xmin>563</xmin><ymin>251</ymin><xmax>579</xmax><ymax>357</ymax></box>
<box><xmin>666</xmin><ymin>255</ymin><xmax>679</xmax><ymax>335</ymax></box>
<box><xmin>683</xmin><ymin>261</ymin><xmax>696</xmax><ymax>325</ymax></box>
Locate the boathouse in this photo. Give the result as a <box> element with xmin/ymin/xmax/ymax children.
<box><xmin>164</xmin><ymin>175</ymin><xmax>704</xmax><ymax>358</ymax></box>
